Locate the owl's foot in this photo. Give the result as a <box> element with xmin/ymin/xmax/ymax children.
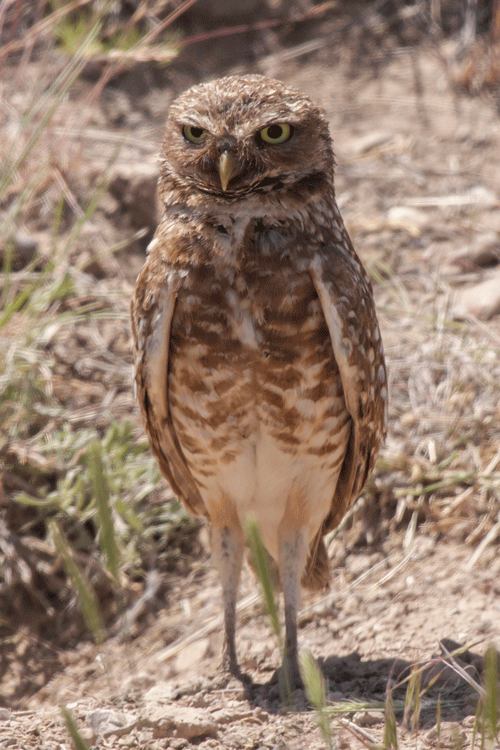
<box><xmin>269</xmin><ymin>655</ymin><xmax>304</xmax><ymax>698</ymax></box>
<box><xmin>220</xmin><ymin>653</ymin><xmax>254</xmax><ymax>701</ymax></box>
<box><xmin>222</xmin><ymin>650</ymin><xmax>252</xmax><ymax>684</ymax></box>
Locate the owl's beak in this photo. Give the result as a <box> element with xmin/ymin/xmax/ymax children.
<box><xmin>218</xmin><ymin>151</ymin><xmax>236</xmax><ymax>192</ymax></box>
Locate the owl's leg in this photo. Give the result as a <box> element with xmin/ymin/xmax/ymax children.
<box><xmin>211</xmin><ymin>525</ymin><xmax>245</xmax><ymax>679</ymax></box>
<box><xmin>278</xmin><ymin>527</ymin><xmax>308</xmax><ymax>689</ymax></box>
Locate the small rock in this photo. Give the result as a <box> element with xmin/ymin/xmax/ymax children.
<box><xmin>188</xmin><ymin>692</ymin><xmax>213</xmax><ymax>709</ymax></box>
<box><xmin>462</xmin><ymin>185</ymin><xmax>498</xmax><ymax>208</ymax></box>
<box><xmin>345</xmin><ymin>553</ymin><xmax>375</xmax><ymax>577</ymax></box>
<box><xmin>327</xmin><ymin>691</ymin><xmax>344</xmax><ymax>702</ymax></box>
<box><xmin>174</xmin><ymin>638</ymin><xmax>210</xmax><ymax>673</ymax></box>
<box><xmin>0</xmin><ymin>708</ymin><xmax>11</xmax><ymax>720</ymax></box>
<box><xmin>352</xmin><ymin>711</ymin><xmax>381</xmax><ymax>727</ymax></box>
<box><xmin>253</xmin><ymin>706</ymin><xmax>269</xmax><ymax>721</ymax></box>
<box><xmin>387</xmin><ymin>206</ymin><xmax>429</xmax><ymax>236</ymax></box>
<box><xmin>143</xmin><ymin>681</ymin><xmax>176</xmax><ymax>703</ymax></box>
<box><xmin>86</xmin><ymin>709</ymin><xmax>136</xmax><ymax>738</ymax></box>
<box><xmin>452</xmin><ymin>271</ymin><xmax>500</xmax><ymax>320</ymax></box>
<box><xmin>210</xmin><ymin>709</ymin><xmax>233</xmax><ymax>725</ymax></box>
<box><xmin>448</xmin><ymin>233</ymin><xmax>500</xmax><ymax>270</ymax></box>
<box><xmin>340</xmin><ymin>680</ymin><xmax>357</xmax><ymax>693</ymax></box>
<box><xmin>117</xmin><ymin>737</ymin><xmax>138</xmax><ymax>748</ymax></box>
<box><xmin>462</xmin><ymin>714</ymin><xmax>477</xmax><ymax>728</ymax></box>
<box><xmin>170</xmin><ymin>739</ymin><xmax>189</xmax><ymax>750</ymax></box>
<box><xmin>142</xmin><ymin>704</ymin><xmax>218</xmax><ymax>741</ymax></box>
<box><xmin>121</xmin><ymin>671</ymin><xmax>156</xmax><ymax>693</ymax></box>
<box><xmin>424</xmin><ymin>721</ymin><xmax>467</xmax><ymax>748</ymax></box>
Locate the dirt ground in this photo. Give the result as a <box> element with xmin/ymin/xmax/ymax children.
<box><xmin>1</xmin><ymin>7</ymin><xmax>500</xmax><ymax>750</ymax></box>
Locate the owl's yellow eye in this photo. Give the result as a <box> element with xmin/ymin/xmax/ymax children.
<box><xmin>183</xmin><ymin>125</ymin><xmax>208</xmax><ymax>143</ymax></box>
<box><xmin>259</xmin><ymin>123</ymin><xmax>292</xmax><ymax>144</ymax></box>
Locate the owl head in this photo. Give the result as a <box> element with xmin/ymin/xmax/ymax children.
<box><xmin>160</xmin><ymin>74</ymin><xmax>334</xmax><ymax>202</ymax></box>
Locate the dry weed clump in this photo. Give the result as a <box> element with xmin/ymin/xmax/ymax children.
<box><xmin>0</xmin><ymin>1</ymin><xmax>200</xmax><ymax>707</ymax></box>
<box><xmin>361</xmin><ymin>268</ymin><xmax>500</xmax><ymax>561</ymax></box>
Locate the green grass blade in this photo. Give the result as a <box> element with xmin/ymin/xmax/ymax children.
<box><xmin>300</xmin><ymin>650</ymin><xmax>333</xmax><ymax>750</ymax></box>
<box><xmin>384</xmin><ymin>689</ymin><xmax>398</xmax><ymax>750</ymax></box>
<box><xmin>61</xmin><ymin>706</ymin><xmax>91</xmax><ymax>750</ymax></box>
<box><xmin>403</xmin><ymin>663</ymin><xmax>417</xmax><ymax>729</ymax></box>
<box><xmin>436</xmin><ymin>695</ymin><xmax>441</xmax><ymax>747</ymax></box>
<box><xmin>87</xmin><ymin>440</ymin><xmax>120</xmax><ymax>584</ymax></box>
<box><xmin>483</xmin><ymin>645</ymin><xmax>499</xmax><ymax>742</ymax></box>
<box><xmin>246</xmin><ymin>519</ymin><xmax>295</xmax><ymax>703</ymax></box>
<box><xmin>246</xmin><ymin>517</ymin><xmax>281</xmax><ymax>646</ymax></box>
<box><xmin>50</xmin><ymin>520</ymin><xmax>104</xmax><ymax>643</ymax></box>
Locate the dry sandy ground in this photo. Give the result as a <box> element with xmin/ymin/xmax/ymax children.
<box><xmin>1</xmin><ymin>15</ymin><xmax>500</xmax><ymax>750</ymax></box>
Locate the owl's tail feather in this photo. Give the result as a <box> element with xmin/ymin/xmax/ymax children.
<box><xmin>301</xmin><ymin>532</ymin><xmax>331</xmax><ymax>591</ymax></box>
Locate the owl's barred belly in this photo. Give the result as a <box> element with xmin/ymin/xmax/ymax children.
<box><xmin>167</xmin><ymin>272</ymin><xmax>351</xmax><ymax>561</ymax></box>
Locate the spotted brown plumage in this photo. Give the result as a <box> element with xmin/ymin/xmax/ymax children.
<box><xmin>131</xmin><ymin>74</ymin><xmax>387</xmax><ymax>687</ymax></box>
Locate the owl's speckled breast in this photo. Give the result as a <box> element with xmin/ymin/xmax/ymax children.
<box><xmin>167</xmin><ymin>260</ymin><xmax>351</xmax><ymax>557</ymax></box>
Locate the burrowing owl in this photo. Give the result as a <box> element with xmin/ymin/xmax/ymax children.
<box><xmin>131</xmin><ymin>75</ymin><xmax>387</xmax><ymax>687</ymax></box>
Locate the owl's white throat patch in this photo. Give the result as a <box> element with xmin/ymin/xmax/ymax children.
<box><xmin>209</xmin><ymin>199</ymin><xmax>274</xmax><ymax>269</ymax></box>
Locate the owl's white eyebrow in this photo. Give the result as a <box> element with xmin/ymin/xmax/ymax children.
<box><xmin>176</xmin><ymin>112</ymin><xmax>211</xmax><ymax>127</ymax></box>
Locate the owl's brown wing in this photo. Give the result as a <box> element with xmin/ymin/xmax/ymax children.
<box><xmin>310</xmin><ymin>247</ymin><xmax>387</xmax><ymax>533</ymax></box>
<box><xmin>131</xmin><ymin>267</ymin><xmax>207</xmax><ymax>518</ymax></box>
